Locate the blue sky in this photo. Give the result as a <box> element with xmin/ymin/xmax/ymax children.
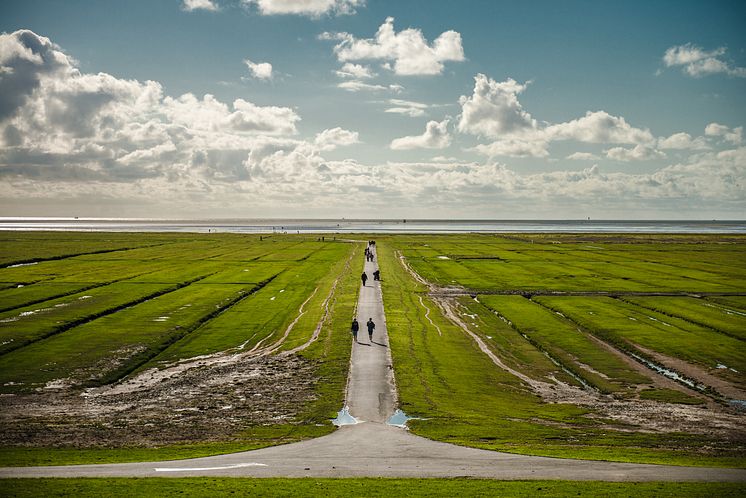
<box><xmin>0</xmin><ymin>0</ymin><xmax>744</xmax><ymax>218</ymax></box>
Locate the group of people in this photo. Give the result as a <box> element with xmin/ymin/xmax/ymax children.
<box><xmin>353</xmin><ymin>240</ymin><xmax>380</xmax><ymax>343</ymax></box>
<box><xmin>350</xmin><ymin>317</ymin><xmax>375</xmax><ymax>343</ymax></box>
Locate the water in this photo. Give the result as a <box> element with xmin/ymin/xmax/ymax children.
<box><xmin>386</xmin><ymin>409</ymin><xmax>419</xmax><ymax>428</ymax></box>
<box><xmin>331</xmin><ymin>407</ymin><xmax>358</xmax><ymax>426</ymax></box>
<box><xmin>1</xmin><ymin>218</ymin><xmax>744</xmax><ymax>234</ymax></box>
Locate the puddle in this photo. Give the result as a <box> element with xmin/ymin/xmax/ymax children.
<box><xmin>386</xmin><ymin>409</ymin><xmax>419</xmax><ymax>428</ymax></box>
<box><xmin>647</xmin><ymin>316</ymin><xmax>672</xmax><ymax>327</ymax></box>
<box><xmin>270</xmin><ymin>296</ymin><xmax>276</xmax><ymax>301</ymax></box>
<box><xmin>153</xmin><ymin>316</ymin><xmax>170</xmax><ymax>322</ymax></box>
<box><xmin>437</xmin><ymin>256</ymin><xmax>450</xmax><ymax>260</ymax></box>
<box><xmin>729</xmin><ymin>400</ymin><xmax>746</xmax><ymax>411</ymax></box>
<box><xmin>7</xmin><ymin>262</ymin><xmax>38</xmax><ymax>268</ymax></box>
<box><xmin>628</xmin><ymin>352</ymin><xmax>707</xmax><ymax>391</ymax></box>
<box><xmin>331</xmin><ymin>406</ymin><xmax>359</xmax><ymax>426</ymax></box>
<box><xmin>16</xmin><ymin>284</ymin><xmax>24</xmax><ymax>288</ymax></box>
<box><xmin>79</xmin><ymin>295</ymin><xmax>93</xmax><ymax>300</ymax></box>
<box><xmin>280</xmin><ymin>289</ymin><xmax>285</xmax><ymax>293</ymax></box>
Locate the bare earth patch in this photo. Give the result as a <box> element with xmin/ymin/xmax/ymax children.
<box><xmin>0</xmin><ymin>353</ymin><xmax>317</xmax><ymax>447</ymax></box>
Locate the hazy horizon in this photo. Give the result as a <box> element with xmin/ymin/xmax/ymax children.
<box><xmin>1</xmin><ymin>1</ymin><xmax>744</xmax><ymax>219</ymax></box>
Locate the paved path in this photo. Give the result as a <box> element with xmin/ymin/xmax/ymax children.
<box><xmin>1</xmin><ymin>244</ymin><xmax>745</xmax><ymax>481</ymax></box>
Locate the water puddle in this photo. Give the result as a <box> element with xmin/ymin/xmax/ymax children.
<box><xmin>79</xmin><ymin>295</ymin><xmax>93</xmax><ymax>300</ymax></box>
<box><xmin>331</xmin><ymin>407</ymin><xmax>359</xmax><ymax>426</ymax></box>
<box><xmin>7</xmin><ymin>262</ymin><xmax>38</xmax><ymax>268</ymax></box>
<box><xmin>729</xmin><ymin>400</ymin><xmax>746</xmax><ymax>411</ymax></box>
<box><xmin>386</xmin><ymin>409</ymin><xmax>420</xmax><ymax>428</ymax></box>
<box><xmin>153</xmin><ymin>316</ymin><xmax>170</xmax><ymax>322</ymax></box>
<box><xmin>437</xmin><ymin>255</ymin><xmax>450</xmax><ymax>260</ymax></box>
<box><xmin>628</xmin><ymin>352</ymin><xmax>707</xmax><ymax>391</ymax></box>
<box><xmin>647</xmin><ymin>316</ymin><xmax>672</xmax><ymax>327</ymax></box>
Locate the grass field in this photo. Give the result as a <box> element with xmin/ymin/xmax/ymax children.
<box><xmin>377</xmin><ymin>233</ymin><xmax>746</xmax><ymax>467</ymax></box>
<box><xmin>0</xmin><ymin>232</ymin><xmax>359</xmax><ymax>465</ymax></box>
<box><xmin>1</xmin><ymin>231</ymin><xmax>744</xmax><ymax>470</ymax></box>
<box><xmin>1</xmin><ymin>478</ymin><xmax>743</xmax><ymax>498</ymax></box>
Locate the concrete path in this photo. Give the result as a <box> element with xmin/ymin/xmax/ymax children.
<box><xmin>1</xmin><ymin>243</ymin><xmax>745</xmax><ymax>481</ymax></box>
<box><xmin>345</xmin><ymin>251</ymin><xmax>396</xmax><ymax>423</ymax></box>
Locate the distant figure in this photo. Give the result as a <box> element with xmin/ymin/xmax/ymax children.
<box><xmin>373</xmin><ymin>269</ymin><xmax>380</xmax><ymax>281</ymax></box>
<box><xmin>361</xmin><ymin>271</ymin><xmax>368</xmax><ymax>286</ymax></box>
<box><xmin>367</xmin><ymin>318</ymin><xmax>375</xmax><ymax>342</ymax></box>
<box><xmin>351</xmin><ymin>318</ymin><xmax>359</xmax><ymax>343</ymax></box>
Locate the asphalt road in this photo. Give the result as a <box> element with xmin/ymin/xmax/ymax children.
<box><xmin>1</xmin><ymin>247</ymin><xmax>745</xmax><ymax>481</ymax></box>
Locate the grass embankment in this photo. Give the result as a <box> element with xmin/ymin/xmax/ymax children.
<box><xmin>377</xmin><ymin>235</ymin><xmax>746</xmax><ymax>467</ymax></box>
<box><xmin>1</xmin><ymin>478</ymin><xmax>743</xmax><ymax>498</ymax></box>
<box><xmin>0</xmin><ymin>233</ymin><xmax>360</xmax><ymax>466</ymax></box>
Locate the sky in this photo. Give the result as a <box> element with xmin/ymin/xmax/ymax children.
<box><xmin>0</xmin><ymin>0</ymin><xmax>744</xmax><ymax>220</ymax></box>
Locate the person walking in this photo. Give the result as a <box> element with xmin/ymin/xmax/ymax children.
<box><xmin>351</xmin><ymin>318</ymin><xmax>359</xmax><ymax>343</ymax></box>
<box><xmin>367</xmin><ymin>317</ymin><xmax>375</xmax><ymax>342</ymax></box>
<box><xmin>361</xmin><ymin>271</ymin><xmax>368</xmax><ymax>286</ymax></box>
<box><xmin>373</xmin><ymin>269</ymin><xmax>380</xmax><ymax>281</ymax></box>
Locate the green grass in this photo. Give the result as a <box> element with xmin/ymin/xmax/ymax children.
<box><xmin>535</xmin><ymin>296</ymin><xmax>746</xmax><ymax>385</ymax></box>
<box><xmin>0</xmin><ymin>233</ymin><xmax>360</xmax><ymax>466</ymax></box>
<box><xmin>621</xmin><ymin>296</ymin><xmax>746</xmax><ymax>341</ymax></box>
<box><xmin>479</xmin><ymin>295</ymin><xmax>650</xmax><ymax>394</ymax></box>
<box><xmin>376</xmin><ymin>236</ymin><xmax>746</xmax><ymax>467</ymax></box>
<box><xmin>1</xmin><ymin>478</ymin><xmax>743</xmax><ymax>498</ymax></box>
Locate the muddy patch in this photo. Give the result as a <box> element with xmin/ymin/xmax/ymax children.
<box><xmin>0</xmin><ymin>354</ymin><xmax>318</xmax><ymax>447</ymax></box>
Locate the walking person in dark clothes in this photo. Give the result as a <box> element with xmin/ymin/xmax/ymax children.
<box><xmin>361</xmin><ymin>271</ymin><xmax>368</xmax><ymax>286</ymax></box>
<box><xmin>351</xmin><ymin>318</ymin><xmax>359</xmax><ymax>343</ymax></box>
<box><xmin>367</xmin><ymin>317</ymin><xmax>375</xmax><ymax>342</ymax></box>
<box><xmin>373</xmin><ymin>269</ymin><xmax>380</xmax><ymax>281</ymax></box>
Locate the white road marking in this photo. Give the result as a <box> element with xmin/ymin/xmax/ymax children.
<box><xmin>154</xmin><ymin>462</ymin><xmax>267</xmax><ymax>472</ymax></box>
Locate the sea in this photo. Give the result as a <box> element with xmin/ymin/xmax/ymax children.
<box><xmin>1</xmin><ymin>218</ymin><xmax>745</xmax><ymax>234</ymax></box>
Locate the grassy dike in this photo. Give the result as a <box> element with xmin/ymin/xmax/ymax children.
<box><xmin>375</xmin><ymin>240</ymin><xmax>745</xmax><ymax>467</ymax></box>
<box><xmin>1</xmin><ymin>478</ymin><xmax>744</xmax><ymax>498</ymax></box>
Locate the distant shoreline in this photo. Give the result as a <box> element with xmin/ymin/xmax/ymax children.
<box><xmin>1</xmin><ymin>218</ymin><xmax>744</xmax><ymax>234</ymax></box>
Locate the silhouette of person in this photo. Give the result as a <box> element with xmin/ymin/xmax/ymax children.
<box><xmin>367</xmin><ymin>318</ymin><xmax>375</xmax><ymax>342</ymax></box>
<box><xmin>351</xmin><ymin>318</ymin><xmax>359</xmax><ymax>343</ymax></box>
<box><xmin>361</xmin><ymin>272</ymin><xmax>368</xmax><ymax>286</ymax></box>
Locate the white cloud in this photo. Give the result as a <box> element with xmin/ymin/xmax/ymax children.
<box><xmin>545</xmin><ymin>111</ymin><xmax>654</xmax><ymax>144</ymax></box>
<box><xmin>242</xmin><ymin>0</ymin><xmax>364</xmax><ymax>17</ymax></box>
<box><xmin>244</xmin><ymin>59</ymin><xmax>273</xmax><ymax>80</ymax></box>
<box><xmin>663</xmin><ymin>44</ymin><xmax>746</xmax><ymax>78</ymax></box>
<box><xmin>566</xmin><ymin>152</ymin><xmax>600</xmax><ymax>160</ymax></box>
<box><xmin>334</xmin><ymin>62</ymin><xmax>375</xmax><ymax>79</ymax></box>
<box><xmin>163</xmin><ymin>93</ymin><xmax>298</xmax><ymax>135</ymax></box>
<box><xmin>705</xmin><ymin>122</ymin><xmax>742</xmax><ymax>145</ymax></box>
<box><xmin>337</xmin><ymin>80</ymin><xmax>401</xmax><ymax>93</ymax></box>
<box><xmin>384</xmin><ymin>99</ymin><xmax>428</xmax><ymax>117</ymax></box>
<box><xmin>390</xmin><ymin>119</ymin><xmax>451</xmax><ymax>150</ymax></box>
<box><xmin>474</xmin><ymin>139</ymin><xmax>549</xmax><ymax>158</ymax></box>
<box><xmin>321</xmin><ymin>17</ymin><xmax>464</xmax><ymax>76</ymax></box>
<box><xmin>457</xmin><ymin>74</ymin><xmax>537</xmax><ymax>138</ymax></box>
<box><xmin>182</xmin><ymin>0</ymin><xmax>219</xmax><ymax>11</ymax></box>
<box><xmin>314</xmin><ymin>127</ymin><xmax>359</xmax><ymax>150</ymax></box>
<box><xmin>605</xmin><ymin>144</ymin><xmax>665</xmax><ymax>162</ymax></box>
<box><xmin>0</xmin><ymin>29</ymin><xmax>300</xmax><ymax>184</ymax></box>
<box><xmin>658</xmin><ymin>132</ymin><xmax>709</xmax><ymax>150</ymax></box>
<box><xmin>457</xmin><ymin>74</ymin><xmax>655</xmax><ymax>160</ymax></box>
